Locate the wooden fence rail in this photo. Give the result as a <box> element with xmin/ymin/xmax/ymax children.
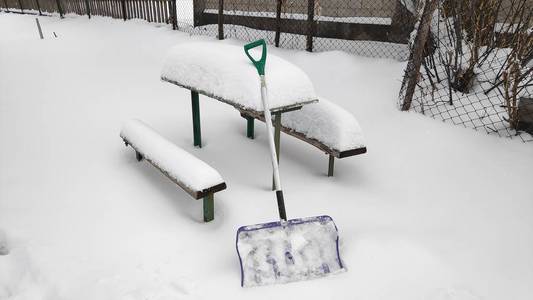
<box><xmin>0</xmin><ymin>0</ymin><xmax>177</xmax><ymax>28</ymax></box>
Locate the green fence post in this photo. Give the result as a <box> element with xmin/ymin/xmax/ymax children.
<box><xmin>203</xmin><ymin>193</ymin><xmax>214</xmax><ymax>222</ymax></box>
<box><xmin>191</xmin><ymin>91</ymin><xmax>202</xmax><ymax>148</ymax></box>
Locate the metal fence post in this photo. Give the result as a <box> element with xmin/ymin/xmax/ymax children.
<box><xmin>274</xmin><ymin>0</ymin><xmax>282</xmax><ymax>47</ymax></box>
<box><xmin>36</xmin><ymin>0</ymin><xmax>42</xmax><ymax>15</ymax></box>
<box><xmin>306</xmin><ymin>0</ymin><xmax>315</xmax><ymax>52</ymax></box>
<box><xmin>172</xmin><ymin>0</ymin><xmax>178</xmax><ymax>29</ymax></box>
<box><xmin>55</xmin><ymin>0</ymin><xmax>64</xmax><ymax>18</ymax></box>
<box><xmin>17</xmin><ymin>0</ymin><xmax>23</xmax><ymax>13</ymax></box>
<box><xmin>121</xmin><ymin>0</ymin><xmax>126</xmax><ymax>20</ymax></box>
<box><xmin>85</xmin><ymin>0</ymin><xmax>90</xmax><ymax>18</ymax></box>
<box><xmin>217</xmin><ymin>0</ymin><xmax>224</xmax><ymax>39</ymax></box>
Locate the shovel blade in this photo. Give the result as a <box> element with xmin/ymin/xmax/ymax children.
<box><xmin>236</xmin><ymin>215</ymin><xmax>344</xmax><ymax>287</ymax></box>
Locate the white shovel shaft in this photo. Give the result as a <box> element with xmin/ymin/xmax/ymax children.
<box><xmin>260</xmin><ymin>75</ymin><xmax>282</xmax><ymax>191</ymax></box>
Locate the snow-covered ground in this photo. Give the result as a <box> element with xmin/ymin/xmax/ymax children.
<box><xmin>1</xmin><ymin>13</ymin><xmax>533</xmax><ymax>300</ymax></box>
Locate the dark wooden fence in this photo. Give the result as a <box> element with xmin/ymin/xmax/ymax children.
<box><xmin>0</xmin><ymin>0</ymin><xmax>178</xmax><ymax>29</ymax></box>
<box><xmin>1</xmin><ymin>0</ymin><xmax>414</xmax><ymax>54</ymax></box>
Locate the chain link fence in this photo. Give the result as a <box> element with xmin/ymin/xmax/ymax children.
<box><xmin>5</xmin><ymin>0</ymin><xmax>530</xmax><ymax>141</ymax></box>
<box><xmin>173</xmin><ymin>0</ymin><xmax>415</xmax><ymax>60</ymax></box>
<box><xmin>399</xmin><ymin>0</ymin><xmax>533</xmax><ymax>142</ymax></box>
<box><xmin>1</xmin><ymin>0</ymin><xmax>415</xmax><ymax>60</ymax></box>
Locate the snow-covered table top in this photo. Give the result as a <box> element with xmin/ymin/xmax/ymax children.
<box><xmin>160</xmin><ymin>42</ymin><xmax>318</xmax><ymax>113</ymax></box>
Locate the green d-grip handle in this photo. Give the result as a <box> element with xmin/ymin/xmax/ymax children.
<box><xmin>244</xmin><ymin>39</ymin><xmax>267</xmax><ymax>76</ymax></box>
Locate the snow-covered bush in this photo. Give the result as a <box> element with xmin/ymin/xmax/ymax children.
<box><xmin>402</xmin><ymin>0</ymin><xmax>532</xmax><ymax>141</ymax></box>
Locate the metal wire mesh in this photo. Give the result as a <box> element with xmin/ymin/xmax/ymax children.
<box><xmin>1</xmin><ymin>0</ymin><xmax>414</xmax><ymax>60</ymax></box>
<box><xmin>399</xmin><ymin>0</ymin><xmax>533</xmax><ymax>142</ymax></box>
<box><xmin>310</xmin><ymin>0</ymin><xmax>411</xmax><ymax>58</ymax></box>
<box><xmin>174</xmin><ymin>0</ymin><xmax>415</xmax><ymax>60</ymax></box>
<box><xmin>3</xmin><ymin>0</ymin><xmax>531</xmax><ymax>142</ymax></box>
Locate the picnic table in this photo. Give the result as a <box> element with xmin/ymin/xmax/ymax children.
<box><xmin>160</xmin><ymin>41</ymin><xmax>318</xmax><ymax>166</ymax></box>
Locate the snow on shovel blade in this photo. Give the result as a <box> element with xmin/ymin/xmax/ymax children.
<box><xmin>236</xmin><ymin>215</ymin><xmax>345</xmax><ymax>287</ymax></box>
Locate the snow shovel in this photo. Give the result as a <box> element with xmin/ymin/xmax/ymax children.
<box><xmin>236</xmin><ymin>39</ymin><xmax>345</xmax><ymax>287</ymax></box>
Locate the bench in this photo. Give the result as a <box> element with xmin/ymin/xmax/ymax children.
<box><xmin>240</xmin><ymin>97</ymin><xmax>367</xmax><ymax>176</ymax></box>
<box><xmin>120</xmin><ymin>119</ymin><xmax>226</xmax><ymax>222</ymax></box>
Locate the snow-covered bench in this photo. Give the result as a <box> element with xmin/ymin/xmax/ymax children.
<box><xmin>120</xmin><ymin>120</ymin><xmax>226</xmax><ymax>222</ymax></box>
<box><xmin>240</xmin><ymin>98</ymin><xmax>367</xmax><ymax>176</ymax></box>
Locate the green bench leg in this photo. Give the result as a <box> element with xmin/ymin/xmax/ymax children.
<box><xmin>328</xmin><ymin>155</ymin><xmax>335</xmax><ymax>177</ymax></box>
<box><xmin>203</xmin><ymin>193</ymin><xmax>214</xmax><ymax>222</ymax></box>
<box><xmin>246</xmin><ymin>116</ymin><xmax>255</xmax><ymax>139</ymax></box>
<box><xmin>191</xmin><ymin>91</ymin><xmax>202</xmax><ymax>148</ymax></box>
<box><xmin>272</xmin><ymin>112</ymin><xmax>282</xmax><ymax>190</ymax></box>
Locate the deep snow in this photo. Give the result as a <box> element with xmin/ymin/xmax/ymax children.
<box><xmin>1</xmin><ymin>13</ymin><xmax>533</xmax><ymax>300</ymax></box>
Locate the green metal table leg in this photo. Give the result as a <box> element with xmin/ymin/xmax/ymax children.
<box><xmin>272</xmin><ymin>112</ymin><xmax>281</xmax><ymax>190</ymax></box>
<box><xmin>191</xmin><ymin>91</ymin><xmax>202</xmax><ymax>148</ymax></box>
<box><xmin>246</xmin><ymin>116</ymin><xmax>254</xmax><ymax>139</ymax></box>
<box><xmin>328</xmin><ymin>155</ymin><xmax>335</xmax><ymax>177</ymax></box>
<box><xmin>203</xmin><ymin>193</ymin><xmax>214</xmax><ymax>222</ymax></box>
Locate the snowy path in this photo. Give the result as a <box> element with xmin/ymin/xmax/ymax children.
<box><xmin>1</xmin><ymin>13</ymin><xmax>533</xmax><ymax>300</ymax></box>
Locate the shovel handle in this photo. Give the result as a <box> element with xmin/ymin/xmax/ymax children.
<box><xmin>244</xmin><ymin>39</ymin><xmax>267</xmax><ymax>75</ymax></box>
